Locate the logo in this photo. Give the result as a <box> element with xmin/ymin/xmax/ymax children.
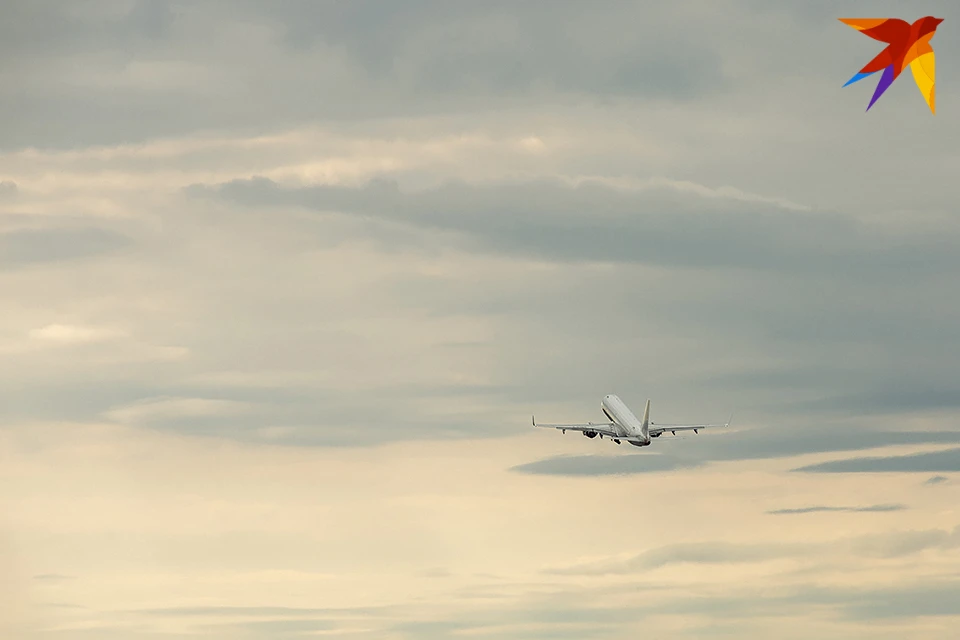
<box><xmin>840</xmin><ymin>17</ymin><xmax>943</xmax><ymax>113</ymax></box>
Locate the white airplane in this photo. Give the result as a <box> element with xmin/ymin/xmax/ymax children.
<box><xmin>532</xmin><ymin>394</ymin><xmax>730</xmax><ymax>447</ymax></box>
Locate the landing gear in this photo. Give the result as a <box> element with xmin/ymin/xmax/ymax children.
<box><xmin>613</xmin><ymin>439</ymin><xmax>621</xmax><ymax>444</ymax></box>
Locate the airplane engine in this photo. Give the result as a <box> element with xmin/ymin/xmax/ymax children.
<box><xmin>583</xmin><ymin>431</ymin><xmax>597</xmax><ymax>438</ymax></box>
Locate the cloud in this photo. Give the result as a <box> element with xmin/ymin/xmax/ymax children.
<box><xmin>386</xmin><ymin>580</ymin><xmax>960</xmax><ymax>637</ymax></box>
<box><xmin>255</xmin><ymin>0</ymin><xmax>727</xmax><ymax>96</ymax></box>
<box><xmin>191</xmin><ymin>175</ymin><xmax>959</xmax><ymax>279</ymax></box>
<box><xmin>0</xmin><ymin>227</ymin><xmax>131</xmax><ymax>270</ymax></box>
<box><xmin>28</xmin><ymin>324</ymin><xmax>127</xmax><ymax>345</ymax></box>
<box><xmin>653</xmin><ymin>424</ymin><xmax>960</xmax><ymax>462</ymax></box>
<box><xmin>6</xmin><ymin>419</ymin><xmax>960</xmax><ymax>639</ymax></box>
<box><xmin>515</xmin><ymin>426</ymin><xmax>960</xmax><ymax>475</ymax></box>
<box><xmin>102</xmin><ymin>396</ymin><xmax>253</xmax><ymax>426</ymax></box>
<box><xmin>32</xmin><ymin>573</ymin><xmax>76</xmax><ymax>583</ymax></box>
<box><xmin>547</xmin><ymin>541</ymin><xmax>802</xmax><ymax>576</ymax></box>
<box><xmin>794</xmin><ymin>448</ymin><xmax>960</xmax><ymax>474</ymax></box>
<box><xmin>925</xmin><ymin>475</ymin><xmax>949</xmax><ymax>485</ymax></box>
<box><xmin>793</xmin><ymin>388</ymin><xmax>960</xmax><ymax>416</ymax></box>
<box><xmin>201</xmin><ymin>618</ymin><xmax>336</xmax><ymax>637</ymax></box>
<box><xmin>0</xmin><ymin>1</ymin><xmax>735</xmax><ymax>150</ymax></box>
<box><xmin>388</xmin><ymin>606</ymin><xmax>638</xmax><ymax>640</ymax></box>
<box><xmin>834</xmin><ymin>582</ymin><xmax>960</xmax><ymax>621</ymax></box>
<box><xmin>0</xmin><ymin>180</ymin><xmax>16</xmax><ymax>196</ymax></box>
<box><xmin>0</xmin><ymin>161</ymin><xmax>955</xmax><ymax>450</ymax></box>
<box><xmin>547</xmin><ymin>526</ymin><xmax>960</xmax><ymax>576</ymax></box>
<box><xmin>510</xmin><ymin>453</ymin><xmax>702</xmax><ymax>476</ymax></box>
<box><xmin>2</xmin><ymin>3</ymin><xmax>960</xmax><ymax>640</ymax></box>
<box><xmin>645</xmin><ymin>581</ymin><xmax>960</xmax><ymax>623</ymax></box>
<box><xmin>0</xmin><ymin>372</ymin><xmax>514</xmax><ymax>445</ymax></box>
<box><xmin>1</xmin><ymin>0</ymin><xmax>957</xmax><ymax>450</ymax></box>
<box><xmin>185</xmin><ymin>175</ymin><xmax>960</xmax><ymax>431</ymax></box>
<box><xmin>766</xmin><ymin>504</ymin><xmax>906</xmax><ymax>515</ymax></box>
<box><xmin>137</xmin><ymin>606</ymin><xmax>385</xmax><ymax>618</ymax></box>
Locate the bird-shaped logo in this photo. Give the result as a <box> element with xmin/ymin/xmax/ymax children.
<box><xmin>840</xmin><ymin>16</ymin><xmax>943</xmax><ymax>113</ymax></box>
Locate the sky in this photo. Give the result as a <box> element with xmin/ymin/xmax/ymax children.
<box><xmin>2</xmin><ymin>0</ymin><xmax>960</xmax><ymax>637</ymax></box>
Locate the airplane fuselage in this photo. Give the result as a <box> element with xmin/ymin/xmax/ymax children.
<box><xmin>599</xmin><ymin>394</ymin><xmax>650</xmax><ymax>446</ymax></box>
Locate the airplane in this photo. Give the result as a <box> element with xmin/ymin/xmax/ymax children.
<box><xmin>532</xmin><ymin>394</ymin><xmax>730</xmax><ymax>447</ymax></box>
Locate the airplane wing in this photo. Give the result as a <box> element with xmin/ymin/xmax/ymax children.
<box><xmin>649</xmin><ymin>413</ymin><xmax>733</xmax><ymax>437</ymax></box>
<box><xmin>532</xmin><ymin>416</ymin><xmax>621</xmax><ymax>438</ymax></box>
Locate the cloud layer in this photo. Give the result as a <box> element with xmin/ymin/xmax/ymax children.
<box><xmin>3</xmin><ymin>1</ymin><xmax>960</xmax><ymax>638</ymax></box>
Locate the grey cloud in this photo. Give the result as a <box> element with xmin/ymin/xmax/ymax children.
<box><xmin>925</xmin><ymin>475</ymin><xmax>950</xmax><ymax>485</ymax></box>
<box><xmin>461</xmin><ymin>628</ymin><xmax>612</xmax><ymax>640</ymax></box>
<box><xmin>32</xmin><ymin>574</ymin><xmax>76</xmax><ymax>582</ymax></box>
<box><xmin>550</xmin><ymin>542</ymin><xmax>801</xmax><ymax>576</ymax></box>
<box><xmin>650</xmin><ymin>581</ymin><xmax>960</xmax><ymax>622</ymax></box>
<box><xmin>0</xmin><ymin>180</ymin><xmax>16</xmax><ymax>197</ymax></box>
<box><xmin>850</xmin><ymin>527</ymin><xmax>960</xmax><ymax>559</ymax></box>
<box><xmin>24</xmin><ymin>536</ymin><xmax>960</xmax><ymax>638</ymax></box>
<box><xmin>794</xmin><ymin>447</ymin><xmax>960</xmax><ymax>474</ymax></box>
<box><xmin>3</xmin><ymin>4</ymin><xmax>957</xmax><ymax>457</ymax></box>
<box><xmin>391</xmin><ymin>619</ymin><xmax>472</xmax><ymax>638</ymax></box>
<box><xmin>202</xmin><ymin>618</ymin><xmax>336</xmax><ymax>637</ymax></box>
<box><xmin>839</xmin><ymin>583</ymin><xmax>960</xmax><ymax>620</ymax></box>
<box><xmin>4</xmin><ymin>0</ymin><xmax>959</xmax><ymax>248</ymax></box>
<box><xmin>31</xmin><ymin>629</ymin><xmax>211</xmax><ymax>640</ymax></box>
<box><xmin>697</xmin><ymin>367</ymin><xmax>960</xmax><ymax>417</ymax></box>
<box><xmin>14</xmin><ymin>0</ymin><xmax>956</xmax><ymax>156</ymax></box>
<box><xmin>127</xmin><ymin>598</ymin><xmax>635</xmax><ymax>640</ymax></box>
<box><xmin>0</xmin><ymin>380</ymin><xmax>515</xmax><ymax>446</ymax></box>
<box><xmin>389</xmin><ymin>602</ymin><xmax>640</xmax><ymax>640</ymax></box>
<box><xmin>390</xmin><ymin>578</ymin><xmax>960</xmax><ymax>638</ymax></box>
<box><xmin>5</xmin><ymin>172</ymin><xmax>958</xmax><ymax>450</ymax></box>
<box><xmin>629</xmin><ymin>581</ymin><xmax>959</xmax><ymax>627</ymax></box>
<box><xmin>0</xmin><ymin>1</ymin><xmax>733</xmax><ymax>150</ymax></box>
<box><xmin>373</xmin><ymin>257</ymin><xmax>960</xmax><ymax>430</ymax></box>
<box><xmin>255</xmin><ymin>0</ymin><xmax>725</xmax><ymax>96</ymax></box>
<box><xmin>787</xmin><ymin>387</ymin><xmax>960</xmax><ymax>417</ymax></box>
<box><xmin>0</xmin><ymin>0</ymin><xmax>174</xmax><ymax>57</ymax></box>
<box><xmin>766</xmin><ymin>504</ymin><xmax>906</xmax><ymax>515</ymax></box>
<box><xmin>516</xmin><ymin>426</ymin><xmax>960</xmax><ymax>475</ymax></box>
<box><xmin>137</xmin><ymin>605</ymin><xmax>385</xmax><ymax>618</ymax></box>
<box><xmin>548</xmin><ymin>527</ymin><xmax>960</xmax><ymax>577</ymax></box>
<box><xmin>510</xmin><ymin>453</ymin><xmax>702</xmax><ymax>477</ymax></box>
<box><xmin>0</xmin><ymin>227</ymin><xmax>132</xmax><ymax>270</ymax></box>
<box><xmin>744</xmin><ymin>0</ymin><xmax>955</xmax><ymax>31</ymax></box>
<box><xmin>194</xmin><ymin>176</ymin><xmax>960</xmax><ymax>280</ymax></box>
<box><xmin>653</xmin><ymin>424</ymin><xmax>960</xmax><ymax>462</ymax></box>
<box><xmin>0</xmin><ymin>380</ymin><xmax>180</xmax><ymax>426</ymax></box>
<box><xmin>5</xmin><ymin>3</ymin><xmax>960</xmax><ymax>639</ymax></box>
<box><xmin>171</xmin><ymin>384</ymin><xmax>516</xmax><ymax>446</ymax></box>
<box><xmin>401</xmin><ymin>578</ymin><xmax>960</xmax><ymax>635</ymax></box>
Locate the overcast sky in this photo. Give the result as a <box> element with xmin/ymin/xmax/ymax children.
<box><xmin>2</xmin><ymin>1</ymin><xmax>959</xmax><ymax>638</ymax></box>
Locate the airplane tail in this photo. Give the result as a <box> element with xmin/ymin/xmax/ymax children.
<box><xmin>641</xmin><ymin>399</ymin><xmax>650</xmax><ymax>439</ymax></box>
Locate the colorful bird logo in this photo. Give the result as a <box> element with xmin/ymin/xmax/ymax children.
<box><xmin>840</xmin><ymin>16</ymin><xmax>943</xmax><ymax>113</ymax></box>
